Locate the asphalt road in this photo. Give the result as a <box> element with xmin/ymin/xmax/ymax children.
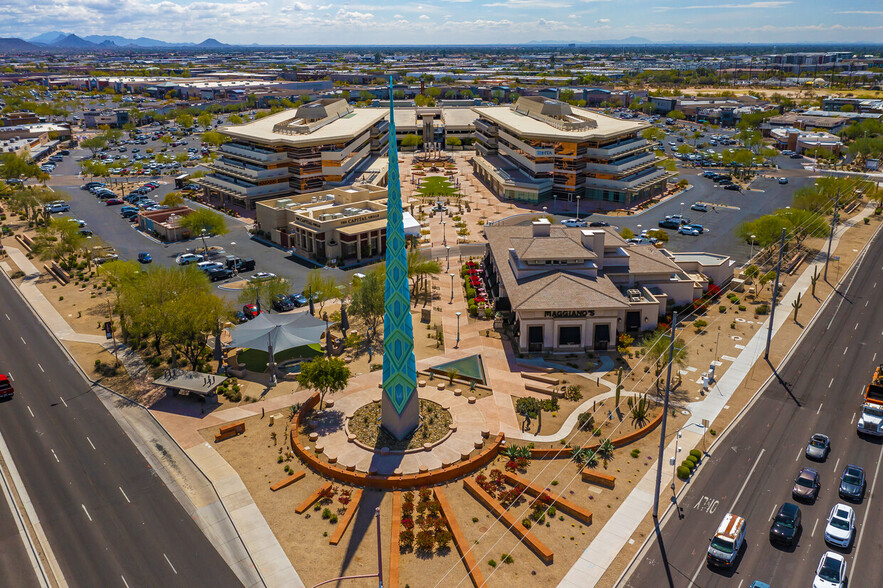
<box><xmin>0</xmin><ymin>473</ymin><xmax>39</xmax><ymax>587</ymax></box>
<box><xmin>0</xmin><ymin>275</ymin><xmax>243</xmax><ymax>587</ymax></box>
<box><xmin>623</xmin><ymin>226</ymin><xmax>883</xmax><ymax>588</ymax></box>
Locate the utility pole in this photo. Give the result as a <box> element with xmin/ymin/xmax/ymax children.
<box><xmin>105</xmin><ymin>298</ymin><xmax>120</xmax><ymax>367</ymax></box>
<box><xmin>824</xmin><ymin>189</ymin><xmax>839</xmax><ymax>281</ymax></box>
<box><xmin>764</xmin><ymin>228</ymin><xmax>787</xmax><ymax>360</ymax></box>
<box><xmin>652</xmin><ymin>312</ymin><xmax>678</xmax><ymax>529</ymax></box>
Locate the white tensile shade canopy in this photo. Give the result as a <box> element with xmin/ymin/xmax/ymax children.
<box><xmin>229</xmin><ymin>311</ymin><xmax>327</xmax><ymax>353</ymax></box>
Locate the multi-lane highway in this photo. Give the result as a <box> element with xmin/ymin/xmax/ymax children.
<box><xmin>623</xmin><ymin>225</ymin><xmax>883</xmax><ymax>587</ymax></box>
<box><xmin>0</xmin><ymin>274</ymin><xmax>242</xmax><ymax>587</ymax></box>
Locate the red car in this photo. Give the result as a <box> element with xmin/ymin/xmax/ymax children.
<box><xmin>105</xmin><ymin>198</ymin><xmax>124</xmax><ymax>205</ymax></box>
<box><xmin>0</xmin><ymin>374</ymin><xmax>13</xmax><ymax>399</ymax></box>
<box><xmin>242</xmin><ymin>304</ymin><xmax>260</xmax><ymax>319</ymax></box>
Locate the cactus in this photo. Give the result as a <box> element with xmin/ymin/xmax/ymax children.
<box><xmin>792</xmin><ymin>291</ymin><xmax>803</xmax><ymax>322</ymax></box>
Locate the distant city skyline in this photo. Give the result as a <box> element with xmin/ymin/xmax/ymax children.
<box><xmin>2</xmin><ymin>0</ymin><xmax>883</xmax><ymax>46</ymax></box>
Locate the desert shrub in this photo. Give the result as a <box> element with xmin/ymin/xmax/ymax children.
<box><xmin>399</xmin><ymin>528</ymin><xmax>414</xmax><ymax>547</ymax></box>
<box><xmin>756</xmin><ymin>304</ymin><xmax>769</xmax><ymax>315</ymax></box>
<box><xmin>677</xmin><ymin>466</ymin><xmax>691</xmax><ymax>479</ymax></box>
<box><xmin>435</xmin><ymin>529</ymin><xmax>452</xmax><ymax>549</ymax></box>
<box><xmin>689</xmin><ymin>449</ymin><xmax>702</xmax><ymax>460</ymax></box>
<box><xmin>321</xmin><ymin>508</ymin><xmax>331</xmax><ymax>519</ymax></box>
<box><xmin>630</xmin><ymin>448</ymin><xmax>641</xmax><ymax>458</ymax></box>
<box><xmin>488</xmin><ymin>559</ymin><xmax>497</xmax><ymax>568</ymax></box>
<box><xmin>719</xmin><ymin>305</ymin><xmax>727</xmax><ymax>313</ymax></box>
<box><xmin>415</xmin><ymin>530</ymin><xmax>434</xmax><ymax>551</ymax></box>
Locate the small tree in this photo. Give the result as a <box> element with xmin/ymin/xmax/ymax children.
<box><xmin>179</xmin><ymin>207</ymin><xmax>228</xmax><ymax>253</ymax></box>
<box><xmin>297</xmin><ymin>357</ymin><xmax>351</xmax><ymax>410</ymax></box>
<box><xmin>162</xmin><ymin>191</ymin><xmax>185</xmax><ymax>207</ymax></box>
<box><xmin>620</xmin><ymin>227</ymin><xmax>635</xmax><ymax>240</ymax></box>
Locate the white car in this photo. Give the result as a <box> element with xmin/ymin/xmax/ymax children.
<box><xmin>690</xmin><ymin>202</ymin><xmax>708</xmax><ymax>212</ymax></box>
<box><xmin>678</xmin><ymin>224</ymin><xmax>703</xmax><ymax>236</ymax></box>
<box><xmin>248</xmin><ymin>272</ymin><xmax>277</xmax><ymax>282</ymax></box>
<box><xmin>176</xmin><ymin>253</ymin><xmax>204</xmax><ymax>265</ymax></box>
<box><xmin>44</xmin><ymin>202</ymin><xmax>70</xmax><ymax>213</ymax></box>
<box><xmin>824</xmin><ymin>504</ymin><xmax>855</xmax><ymax>548</ymax></box>
<box><xmin>560</xmin><ymin>218</ymin><xmax>587</xmax><ymax>228</ymax></box>
<box><xmin>813</xmin><ymin>551</ymin><xmax>846</xmax><ymax>588</ymax></box>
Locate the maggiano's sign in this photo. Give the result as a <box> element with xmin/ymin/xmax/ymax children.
<box><xmin>544</xmin><ymin>310</ymin><xmax>594</xmax><ymax>318</ymax></box>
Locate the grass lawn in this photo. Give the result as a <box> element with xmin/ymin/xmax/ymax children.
<box><xmin>415</xmin><ymin>175</ymin><xmax>458</xmax><ymax>199</ymax></box>
<box><xmin>237</xmin><ymin>344</ymin><xmax>322</xmax><ymax>372</ymax></box>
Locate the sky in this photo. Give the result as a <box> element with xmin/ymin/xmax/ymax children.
<box><xmin>2</xmin><ymin>0</ymin><xmax>883</xmax><ymax>45</ymax></box>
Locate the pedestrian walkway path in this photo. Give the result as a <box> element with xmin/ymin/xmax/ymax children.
<box><xmin>559</xmin><ymin>202</ymin><xmax>878</xmax><ymax>588</ymax></box>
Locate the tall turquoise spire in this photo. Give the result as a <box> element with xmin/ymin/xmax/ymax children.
<box><xmin>381</xmin><ymin>78</ymin><xmax>420</xmax><ymax>440</ymax></box>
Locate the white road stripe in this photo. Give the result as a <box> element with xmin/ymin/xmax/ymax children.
<box><xmin>768</xmin><ymin>503</ymin><xmax>778</xmax><ymax>522</ymax></box>
<box><xmin>50</xmin><ymin>450</ymin><xmax>59</xmax><ymax>463</ymax></box>
<box><xmin>4</xmin><ymin>314</ymin><xmax>8</xmax><ymax>320</ymax></box>
<box><xmin>817</xmin><ymin>403</ymin><xmax>823</xmax><ymax>414</ymax></box>
<box><xmin>5</xmin><ymin>373</ymin><xmax>11</xmax><ymax>381</ymax></box>
<box><xmin>59</xmin><ymin>397</ymin><xmax>67</xmax><ymax>408</ymax></box>
<box><xmin>19</xmin><ymin>337</ymin><xmax>25</xmax><ymax>345</ymax></box>
<box><xmin>834</xmin><ymin>458</ymin><xmax>840</xmax><ymax>472</ymax></box>
<box><xmin>163</xmin><ymin>553</ymin><xmax>178</xmax><ymax>575</ymax></box>
<box><xmin>119</xmin><ymin>487</ymin><xmax>130</xmax><ymax>504</ymax></box>
<box><xmin>829</xmin><ymin>378</ymin><xmax>834</xmax><ymax>388</ymax></box>
<box><xmin>855</xmin><ymin>322</ymin><xmax>859</xmax><ymax>330</ymax></box>
<box><xmin>81</xmin><ymin>505</ymin><xmax>92</xmax><ymax>522</ymax></box>
<box><xmin>852</xmin><ymin>442</ymin><xmax>883</xmax><ymax>577</ymax></box>
<box><xmin>796</xmin><ymin>448</ymin><xmax>802</xmax><ymax>461</ymax></box>
<box><xmin>811</xmin><ymin>518</ymin><xmax>819</xmax><ymax>537</ymax></box>
<box><xmin>86</xmin><ymin>437</ymin><xmax>95</xmax><ymax>450</ymax></box>
<box><xmin>26</xmin><ymin>406</ymin><xmax>34</xmax><ymax>418</ymax></box>
<box><xmin>852</xmin><ymin>412</ymin><xmax>857</xmax><ymax>425</ymax></box>
<box><xmin>843</xmin><ymin>347</ymin><xmax>848</xmax><ymax>355</ymax></box>
<box><xmin>731</xmin><ymin>449</ymin><xmax>765</xmax><ymax>511</ymax></box>
<box><xmin>121</xmin><ymin>576</ymin><xmax>130</xmax><ymax>588</ymax></box>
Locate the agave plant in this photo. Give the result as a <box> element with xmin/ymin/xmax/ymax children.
<box><xmin>516</xmin><ymin>445</ymin><xmax>532</xmax><ymax>459</ymax></box>
<box><xmin>504</xmin><ymin>444</ymin><xmax>522</xmax><ymax>459</ymax></box>
<box><xmin>596</xmin><ymin>440</ymin><xmax>615</xmax><ymax>462</ymax></box>
<box><xmin>572</xmin><ymin>447</ymin><xmax>586</xmax><ymax>464</ymax></box>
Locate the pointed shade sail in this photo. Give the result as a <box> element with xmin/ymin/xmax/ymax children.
<box><xmin>228</xmin><ymin>311</ymin><xmax>326</xmax><ymax>355</ymax></box>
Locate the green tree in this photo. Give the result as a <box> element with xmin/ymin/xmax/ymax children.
<box><xmin>407</xmin><ymin>249</ymin><xmax>441</xmax><ymax>306</ymax></box>
<box><xmin>620</xmin><ymin>227</ymin><xmax>635</xmax><ymax>240</ymax></box>
<box><xmin>197</xmin><ymin>112</ymin><xmax>213</xmax><ymax>130</ymax></box>
<box><xmin>401</xmin><ymin>134</ymin><xmax>422</xmax><ymax>147</ymax></box>
<box><xmin>201</xmin><ymin>130</ymin><xmax>228</xmax><ymax>147</ymax></box>
<box><xmin>81</xmin><ymin>136</ymin><xmax>107</xmax><ymax>156</ymax></box>
<box><xmin>238</xmin><ymin>276</ymin><xmax>289</xmax><ymax>312</ymax></box>
<box><xmin>104</xmin><ymin>128</ymin><xmax>123</xmax><ymax>144</ymax></box>
<box><xmin>297</xmin><ymin>357</ymin><xmax>351</xmax><ymax>410</ymax></box>
<box><xmin>168</xmin><ymin>289</ymin><xmax>230</xmax><ymax>369</ymax></box>
<box><xmin>640</xmin><ymin>127</ymin><xmax>666</xmax><ymax>142</ymax></box>
<box><xmin>349</xmin><ymin>267</ymin><xmax>385</xmax><ymax>338</ymax></box>
<box><xmin>667</xmin><ymin>110</ymin><xmax>686</xmax><ymax>120</ymax></box>
<box><xmin>643</xmin><ymin>327</ymin><xmax>688</xmax><ymax>390</ymax></box>
<box><xmin>228</xmin><ymin>114</ymin><xmax>243</xmax><ymax>125</ymax></box>
<box><xmin>161</xmin><ymin>191</ymin><xmax>185</xmax><ymax>207</ymax></box>
<box><xmin>304</xmin><ymin>268</ymin><xmax>339</xmax><ymax>313</ymax></box>
<box><xmin>178</xmin><ymin>207</ymin><xmax>228</xmax><ymax>253</ymax></box>
<box><xmin>176</xmin><ymin>113</ymin><xmax>194</xmax><ymax>128</ymax></box>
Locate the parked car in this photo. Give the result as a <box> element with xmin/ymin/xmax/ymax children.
<box><xmin>778</xmin><ymin>177</ymin><xmax>789</xmax><ymax>184</ymax></box>
<box><xmin>806</xmin><ymin>433</ymin><xmax>830</xmax><ymax>460</ymax></box>
<box><xmin>288</xmin><ymin>293</ymin><xmax>309</xmax><ymax>307</ymax></box>
<box><xmin>824</xmin><ymin>504</ymin><xmax>855</xmax><ymax>548</ymax></box>
<box><xmin>560</xmin><ymin>218</ymin><xmax>587</xmax><ymax>228</ymax></box>
<box><xmin>588</xmin><ymin>221</ymin><xmax>610</xmax><ymax>227</ymax></box>
<box><xmin>0</xmin><ymin>374</ymin><xmax>13</xmax><ymax>400</ymax></box>
<box><xmin>207</xmin><ymin>268</ymin><xmax>233</xmax><ymax>282</ymax></box>
<box><xmin>248</xmin><ymin>272</ymin><xmax>277</xmax><ymax>282</ymax></box>
<box><xmin>44</xmin><ymin>202</ymin><xmax>70</xmax><ymax>213</ymax></box>
<box><xmin>175</xmin><ymin>253</ymin><xmax>204</xmax><ymax>265</ymax></box>
<box><xmin>691</xmin><ymin>202</ymin><xmax>708</xmax><ymax>212</ymax></box>
<box><xmin>724</xmin><ymin>184</ymin><xmax>741</xmax><ymax>191</ymax></box>
<box><xmin>104</xmin><ymin>198</ymin><xmax>124</xmax><ymax>205</ymax></box>
<box><xmin>272</xmin><ymin>294</ymin><xmax>294</xmax><ymax>312</ymax></box>
<box><xmin>838</xmin><ymin>465</ymin><xmax>866</xmax><ymax>501</ymax></box>
<box><xmin>769</xmin><ymin>502</ymin><xmax>801</xmax><ymax>546</ymax></box>
<box><xmin>137</xmin><ymin>252</ymin><xmax>152</xmax><ymax>264</ymax></box>
<box><xmin>678</xmin><ymin>224</ymin><xmax>704</xmax><ymax>236</ymax></box>
<box><xmin>242</xmin><ymin>304</ymin><xmax>260</xmax><ymax>319</ymax></box>
<box><xmin>790</xmin><ymin>153</ymin><xmax>803</xmax><ymax>159</ymax></box>
<box><xmin>233</xmin><ymin>311</ymin><xmax>249</xmax><ymax>324</ymax></box>
<box><xmin>792</xmin><ymin>467</ymin><xmax>820</xmax><ymax>502</ymax></box>
<box><xmin>813</xmin><ymin>552</ymin><xmax>846</xmax><ymax>588</ymax></box>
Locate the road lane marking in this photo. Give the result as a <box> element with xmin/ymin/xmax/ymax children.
<box><xmin>5</xmin><ymin>372</ymin><xmax>10</xmax><ymax>381</ymax></box>
<box><xmin>768</xmin><ymin>504</ymin><xmax>778</xmax><ymax>522</ymax></box>
<box><xmin>86</xmin><ymin>437</ymin><xmax>95</xmax><ymax>450</ymax></box>
<box><xmin>874</xmin><ymin>353</ymin><xmax>878</xmax><ymax>363</ymax></box>
<box><xmin>37</xmin><ymin>363</ymin><xmax>44</xmax><ymax>373</ymax></box>
<box><xmin>811</xmin><ymin>518</ymin><xmax>818</xmax><ymax>537</ymax></box>
<box><xmin>121</xmin><ymin>576</ymin><xmax>130</xmax><ymax>588</ymax></box>
<box><xmin>27</xmin><ymin>406</ymin><xmax>34</xmax><ymax>418</ymax></box>
<box><xmin>737</xmin><ymin>580</ymin><xmax>743</xmax><ymax>588</ymax></box>
<box><xmin>817</xmin><ymin>403</ymin><xmax>823</xmax><ymax>414</ymax></box>
<box><xmin>796</xmin><ymin>448</ymin><xmax>802</xmax><ymax>461</ymax></box>
<box><xmin>731</xmin><ymin>449</ymin><xmax>765</xmax><ymax>511</ymax></box>
<box><xmin>81</xmin><ymin>505</ymin><xmax>92</xmax><ymax>522</ymax></box>
<box><xmin>59</xmin><ymin>397</ymin><xmax>67</xmax><ymax>408</ymax></box>
<box><xmin>867</xmin><ymin>301</ymin><xmax>870</xmax><ymax>307</ymax></box>
<box><xmin>50</xmin><ymin>450</ymin><xmax>59</xmax><ymax>463</ymax></box>
<box><xmin>163</xmin><ymin>553</ymin><xmax>178</xmax><ymax>575</ymax></box>
<box><xmin>843</xmin><ymin>347</ymin><xmax>848</xmax><ymax>355</ymax></box>
<box><xmin>829</xmin><ymin>378</ymin><xmax>834</xmax><ymax>388</ymax></box>
<box><xmin>20</xmin><ymin>337</ymin><xmax>25</xmax><ymax>345</ymax></box>
<box><xmin>834</xmin><ymin>458</ymin><xmax>840</xmax><ymax>472</ymax></box>
<box><xmin>119</xmin><ymin>487</ymin><xmax>130</xmax><ymax>504</ymax></box>
<box><xmin>852</xmin><ymin>442</ymin><xmax>883</xmax><ymax>577</ymax></box>
<box><xmin>852</xmin><ymin>412</ymin><xmax>857</xmax><ymax>425</ymax></box>
<box><xmin>4</xmin><ymin>314</ymin><xmax>8</xmax><ymax>320</ymax></box>
<box><xmin>855</xmin><ymin>322</ymin><xmax>859</xmax><ymax>330</ymax></box>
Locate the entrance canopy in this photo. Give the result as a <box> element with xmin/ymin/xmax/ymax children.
<box><xmin>229</xmin><ymin>311</ymin><xmax>327</xmax><ymax>354</ymax></box>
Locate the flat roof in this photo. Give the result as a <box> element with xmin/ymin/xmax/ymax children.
<box><xmin>472</xmin><ymin>104</ymin><xmax>648</xmax><ymax>142</ymax></box>
<box><xmin>152</xmin><ymin>369</ymin><xmax>227</xmax><ymax>396</ymax></box>
<box><xmin>336</xmin><ymin>219</ymin><xmax>387</xmax><ymax>235</ymax></box>
<box><xmin>221</xmin><ymin>107</ymin><xmax>387</xmax><ymax>148</ymax></box>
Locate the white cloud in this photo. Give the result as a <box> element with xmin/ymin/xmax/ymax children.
<box><xmin>419</xmin><ymin>14</ymin><xmax>430</xmax><ymax>19</ymax></box>
<box><xmin>654</xmin><ymin>1</ymin><xmax>791</xmax><ymax>12</ymax></box>
<box><xmin>836</xmin><ymin>11</ymin><xmax>883</xmax><ymax>15</ymax></box>
<box><xmin>597</xmin><ymin>17</ymin><xmax>609</xmax><ymax>22</ymax></box>
<box><xmin>483</xmin><ymin>0</ymin><xmax>571</xmax><ymax>7</ymax></box>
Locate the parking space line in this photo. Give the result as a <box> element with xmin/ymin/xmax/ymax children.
<box><xmin>811</xmin><ymin>518</ymin><xmax>818</xmax><ymax>537</ymax></box>
<box><xmin>768</xmin><ymin>503</ymin><xmax>778</xmax><ymax>522</ymax></box>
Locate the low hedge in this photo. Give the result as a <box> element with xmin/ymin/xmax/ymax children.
<box><xmin>677</xmin><ymin>466</ymin><xmax>691</xmax><ymax>479</ymax></box>
<box><xmin>689</xmin><ymin>449</ymin><xmax>702</xmax><ymax>460</ymax></box>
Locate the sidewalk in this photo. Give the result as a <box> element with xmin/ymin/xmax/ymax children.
<box><xmin>558</xmin><ymin>202</ymin><xmax>878</xmax><ymax>587</ymax></box>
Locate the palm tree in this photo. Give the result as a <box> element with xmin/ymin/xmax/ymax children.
<box><xmin>406</xmin><ymin>250</ymin><xmax>441</xmax><ymax>307</ymax></box>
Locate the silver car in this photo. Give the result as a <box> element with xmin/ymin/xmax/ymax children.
<box><xmin>806</xmin><ymin>433</ymin><xmax>830</xmax><ymax>461</ymax></box>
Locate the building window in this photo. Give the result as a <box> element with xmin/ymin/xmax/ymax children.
<box><xmin>558</xmin><ymin>326</ymin><xmax>581</xmax><ymax>346</ymax></box>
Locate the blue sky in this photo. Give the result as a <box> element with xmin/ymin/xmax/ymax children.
<box><xmin>2</xmin><ymin>0</ymin><xmax>883</xmax><ymax>45</ymax></box>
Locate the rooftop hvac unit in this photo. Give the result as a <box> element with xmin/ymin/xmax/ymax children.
<box><xmin>311</xmin><ymin>196</ymin><xmax>317</xmax><ymax>202</ymax></box>
<box><xmin>627</xmin><ymin>289</ymin><xmax>643</xmax><ymax>302</ymax></box>
<box><xmin>326</xmin><ymin>194</ymin><xmax>334</xmax><ymax>200</ymax></box>
<box><xmin>318</xmin><ymin>214</ymin><xmax>334</xmax><ymax>221</ymax></box>
<box><xmin>332</xmin><ymin>212</ymin><xmax>344</xmax><ymax>219</ymax></box>
<box><xmin>343</xmin><ymin>207</ymin><xmax>359</xmax><ymax>216</ymax></box>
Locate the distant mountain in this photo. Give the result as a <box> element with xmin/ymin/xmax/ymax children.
<box><xmin>197</xmin><ymin>38</ymin><xmax>226</xmax><ymax>48</ymax></box>
<box><xmin>98</xmin><ymin>40</ymin><xmax>117</xmax><ymax>48</ymax></box>
<box><xmin>51</xmin><ymin>34</ymin><xmax>96</xmax><ymax>48</ymax></box>
<box><xmin>28</xmin><ymin>31</ymin><xmax>68</xmax><ymax>44</ymax></box>
<box><xmin>83</xmin><ymin>35</ymin><xmax>177</xmax><ymax>47</ymax></box>
<box><xmin>0</xmin><ymin>37</ymin><xmax>40</xmax><ymax>52</ymax></box>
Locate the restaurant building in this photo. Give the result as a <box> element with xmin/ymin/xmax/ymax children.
<box><xmin>484</xmin><ymin>219</ymin><xmax>731</xmax><ymax>353</ymax></box>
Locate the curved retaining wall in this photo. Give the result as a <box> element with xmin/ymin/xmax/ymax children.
<box><xmin>291</xmin><ymin>393</ymin><xmax>504</xmax><ymax>489</ymax></box>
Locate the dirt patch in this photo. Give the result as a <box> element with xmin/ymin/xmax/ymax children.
<box><xmin>349</xmin><ymin>399</ymin><xmax>453</xmax><ymax>450</ymax></box>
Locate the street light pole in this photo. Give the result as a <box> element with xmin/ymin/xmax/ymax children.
<box><xmin>449</xmin><ymin>273</ymin><xmax>455</xmax><ymax>304</ymax></box>
<box><xmin>446</xmin><ymin>245</ymin><xmax>450</xmax><ymax>272</ymax></box>
<box><xmin>764</xmin><ymin>228</ymin><xmax>786</xmax><ymax>361</ymax></box>
<box><xmin>553</xmin><ymin>194</ymin><xmax>557</xmax><ymax>214</ymax></box>
<box><xmin>455</xmin><ymin>312</ymin><xmax>461</xmax><ymax>348</ymax></box>
<box><xmin>576</xmin><ymin>195</ymin><xmax>581</xmax><ymax>220</ymax></box>
<box><xmin>442</xmin><ymin>220</ymin><xmax>446</xmax><ymax>247</ymax></box>
<box><xmin>653</xmin><ymin>311</ymin><xmax>678</xmax><ymax>529</ymax></box>
<box><xmin>749</xmin><ymin>234</ymin><xmax>756</xmax><ymax>262</ymax></box>
<box><xmin>824</xmin><ymin>189</ymin><xmax>839</xmax><ymax>281</ymax></box>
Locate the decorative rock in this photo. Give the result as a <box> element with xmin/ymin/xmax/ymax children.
<box><xmin>308</xmin><ymin>432</ymin><xmax>319</xmax><ymax>442</ymax></box>
<box><xmin>448</xmin><ymin>424</ymin><xmax>458</xmax><ymax>432</ymax></box>
<box><xmin>325</xmin><ymin>399</ymin><xmax>334</xmax><ymax>408</ymax></box>
<box><xmin>419</xmin><ymin>465</ymin><xmax>429</xmax><ymax>474</ymax></box>
<box><xmin>481</xmin><ymin>430</ymin><xmax>490</xmax><ymax>439</ymax></box>
<box><xmin>393</xmin><ymin>468</ymin><xmax>403</xmax><ymax>476</ymax></box>
<box><xmin>453</xmin><ymin>389</ymin><xmax>462</xmax><ymax>396</ymax></box>
<box><xmin>423</xmin><ymin>443</ymin><xmax>433</xmax><ymax>451</ymax></box>
<box><xmin>474</xmin><ymin>440</ymin><xmax>484</xmax><ymax>449</ymax></box>
<box><xmin>380</xmin><ymin>447</ymin><xmax>390</xmax><ymax>455</ymax></box>
<box><xmin>437</xmin><ymin>383</ymin><xmax>446</xmax><ymax>390</ymax></box>
<box><xmin>467</xmin><ymin>396</ymin><xmax>476</xmax><ymax>404</ymax></box>
<box><xmin>418</xmin><ymin>380</ymin><xmax>426</xmax><ymax>387</ymax></box>
<box><xmin>347</xmin><ymin>433</ymin><xmax>357</xmax><ymax>443</ymax></box>
<box><xmin>314</xmin><ymin>445</ymin><xmax>324</xmax><ymax>454</ymax></box>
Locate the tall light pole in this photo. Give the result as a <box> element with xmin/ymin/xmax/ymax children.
<box><xmin>449</xmin><ymin>273</ymin><xmax>455</xmax><ymax>303</ymax></box>
<box><xmin>764</xmin><ymin>228</ymin><xmax>786</xmax><ymax>361</ymax></box>
<box><xmin>455</xmin><ymin>312</ymin><xmax>461</xmax><ymax>348</ymax></box>
<box><xmin>653</xmin><ymin>312</ymin><xmax>678</xmax><ymax>529</ymax></box>
<box><xmin>679</xmin><ymin>202</ymin><xmax>685</xmax><ymax>217</ymax></box>
<box><xmin>749</xmin><ymin>234</ymin><xmax>756</xmax><ymax>262</ymax></box>
<box><xmin>442</xmin><ymin>220</ymin><xmax>446</xmax><ymax>247</ymax></box>
<box><xmin>824</xmin><ymin>189</ymin><xmax>839</xmax><ymax>281</ymax></box>
<box><xmin>553</xmin><ymin>194</ymin><xmax>557</xmax><ymax>214</ymax></box>
<box><xmin>445</xmin><ymin>245</ymin><xmax>451</xmax><ymax>271</ymax></box>
<box><xmin>576</xmin><ymin>195</ymin><xmax>581</xmax><ymax>220</ymax></box>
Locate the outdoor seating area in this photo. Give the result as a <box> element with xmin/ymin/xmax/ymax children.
<box><xmin>463</xmin><ymin>260</ymin><xmax>492</xmax><ymax>311</ymax></box>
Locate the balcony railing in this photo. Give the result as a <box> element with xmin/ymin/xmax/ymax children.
<box><xmin>219</xmin><ymin>143</ymin><xmax>289</xmax><ymax>164</ymax></box>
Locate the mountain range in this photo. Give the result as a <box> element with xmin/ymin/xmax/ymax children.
<box><xmin>18</xmin><ymin>32</ymin><xmax>228</xmax><ymax>49</ymax></box>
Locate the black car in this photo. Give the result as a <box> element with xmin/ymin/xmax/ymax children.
<box><xmin>272</xmin><ymin>294</ymin><xmax>294</xmax><ymax>312</ymax></box>
<box><xmin>588</xmin><ymin>221</ymin><xmax>610</xmax><ymax>227</ymax></box>
<box><xmin>839</xmin><ymin>464</ymin><xmax>866</xmax><ymax>501</ymax></box>
<box><xmin>207</xmin><ymin>268</ymin><xmax>233</xmax><ymax>282</ymax></box>
<box><xmin>658</xmin><ymin>219</ymin><xmax>681</xmax><ymax>229</ymax></box>
<box><xmin>769</xmin><ymin>502</ymin><xmax>801</xmax><ymax>546</ymax></box>
<box><xmin>724</xmin><ymin>184</ymin><xmax>741</xmax><ymax>191</ymax></box>
<box><xmin>233</xmin><ymin>311</ymin><xmax>248</xmax><ymax>324</ymax></box>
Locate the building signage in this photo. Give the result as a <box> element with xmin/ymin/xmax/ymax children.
<box><xmin>536</xmin><ymin>149</ymin><xmax>554</xmax><ymax>157</ymax></box>
<box><xmin>544</xmin><ymin>310</ymin><xmax>594</xmax><ymax>318</ymax></box>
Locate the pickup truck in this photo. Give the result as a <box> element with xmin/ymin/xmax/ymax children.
<box><xmin>857</xmin><ymin>364</ymin><xmax>883</xmax><ymax>436</ymax></box>
<box><xmin>0</xmin><ymin>374</ymin><xmax>13</xmax><ymax>399</ymax></box>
